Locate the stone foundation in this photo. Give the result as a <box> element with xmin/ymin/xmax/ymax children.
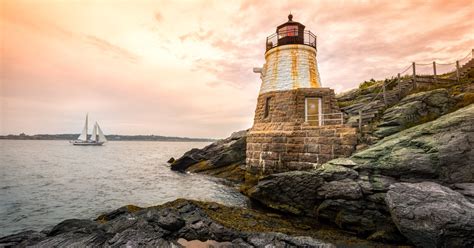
<box><xmin>247</xmin><ymin>88</ymin><xmax>357</xmax><ymax>175</ymax></box>
<box><xmin>246</xmin><ymin>124</ymin><xmax>357</xmax><ymax>175</ymax></box>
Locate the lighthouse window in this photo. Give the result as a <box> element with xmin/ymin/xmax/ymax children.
<box><xmin>264</xmin><ymin>97</ymin><xmax>271</xmax><ymax>118</ymax></box>
<box><xmin>278</xmin><ymin>25</ymin><xmax>298</xmax><ymax>38</ymax></box>
<box><xmin>305</xmin><ymin>97</ymin><xmax>321</xmax><ymax>126</ymax></box>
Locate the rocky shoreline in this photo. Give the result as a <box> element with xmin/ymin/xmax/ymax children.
<box><xmin>2</xmin><ymin>87</ymin><xmax>473</xmax><ymax>247</ymax></box>
<box><xmin>166</xmin><ymin>100</ymin><xmax>474</xmax><ymax>247</ymax></box>
<box><xmin>0</xmin><ymin>199</ymin><xmax>397</xmax><ymax>247</ymax></box>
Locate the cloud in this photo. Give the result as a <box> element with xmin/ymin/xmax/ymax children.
<box><xmin>84</xmin><ymin>35</ymin><xmax>140</xmax><ymax>63</ymax></box>
<box><xmin>1</xmin><ymin>0</ymin><xmax>472</xmax><ymax>138</ymax></box>
<box><xmin>154</xmin><ymin>11</ymin><xmax>163</xmax><ymax>22</ymax></box>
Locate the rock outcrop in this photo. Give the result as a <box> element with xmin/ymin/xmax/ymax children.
<box><xmin>0</xmin><ymin>199</ymin><xmax>388</xmax><ymax>247</ymax></box>
<box><xmin>170</xmin><ymin>130</ymin><xmax>247</xmax><ymax>182</ymax></box>
<box><xmin>386</xmin><ymin>182</ymin><xmax>474</xmax><ymax>248</ymax></box>
<box><xmin>247</xmin><ymin>104</ymin><xmax>474</xmax><ymax>245</ymax></box>
<box><xmin>375</xmin><ymin>88</ymin><xmax>456</xmax><ymax>138</ymax></box>
<box><xmin>353</xmin><ymin>103</ymin><xmax>474</xmax><ymax>184</ymax></box>
<box><xmin>247</xmin><ymin>160</ymin><xmax>402</xmax><ymax>242</ymax></box>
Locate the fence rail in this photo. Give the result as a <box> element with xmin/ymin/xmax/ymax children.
<box><xmin>307</xmin><ymin>112</ymin><xmax>344</xmax><ymax>126</ymax></box>
<box><xmin>354</xmin><ymin>48</ymin><xmax>473</xmax><ymax>131</ymax></box>
<box><xmin>266</xmin><ymin>30</ymin><xmax>317</xmax><ymax>52</ymax></box>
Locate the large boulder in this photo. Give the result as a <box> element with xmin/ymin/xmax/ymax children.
<box><xmin>247</xmin><ymin>163</ymin><xmax>402</xmax><ymax>241</ymax></box>
<box><xmin>170</xmin><ymin>130</ymin><xmax>247</xmax><ymax>182</ymax></box>
<box><xmin>386</xmin><ymin>182</ymin><xmax>474</xmax><ymax>248</ymax></box>
<box><xmin>247</xmin><ymin>171</ymin><xmax>326</xmax><ymax>215</ymax></box>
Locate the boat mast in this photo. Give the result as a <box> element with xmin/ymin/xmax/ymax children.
<box><xmin>85</xmin><ymin>113</ymin><xmax>89</xmax><ymax>141</ymax></box>
<box><xmin>77</xmin><ymin>113</ymin><xmax>89</xmax><ymax>141</ymax></box>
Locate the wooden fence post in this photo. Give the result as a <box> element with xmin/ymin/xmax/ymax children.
<box><xmin>397</xmin><ymin>73</ymin><xmax>401</xmax><ymax>99</ymax></box>
<box><xmin>382</xmin><ymin>81</ymin><xmax>387</xmax><ymax>105</ymax></box>
<box><xmin>412</xmin><ymin>62</ymin><xmax>416</xmax><ymax>89</ymax></box>
<box><xmin>433</xmin><ymin>61</ymin><xmax>437</xmax><ymax>83</ymax></box>
<box><xmin>456</xmin><ymin>61</ymin><xmax>460</xmax><ymax>82</ymax></box>
<box><xmin>358</xmin><ymin>109</ymin><xmax>362</xmax><ymax>131</ymax></box>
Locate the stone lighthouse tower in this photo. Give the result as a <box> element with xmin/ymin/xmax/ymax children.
<box><xmin>247</xmin><ymin>15</ymin><xmax>357</xmax><ymax>176</ymax></box>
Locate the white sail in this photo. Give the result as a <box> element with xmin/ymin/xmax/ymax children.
<box><xmin>90</xmin><ymin>123</ymin><xmax>98</xmax><ymax>142</ymax></box>
<box><xmin>77</xmin><ymin>114</ymin><xmax>88</xmax><ymax>141</ymax></box>
<box><xmin>97</xmin><ymin>123</ymin><xmax>107</xmax><ymax>143</ymax></box>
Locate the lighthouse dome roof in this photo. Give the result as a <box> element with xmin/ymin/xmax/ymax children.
<box><xmin>276</xmin><ymin>14</ymin><xmax>305</xmax><ymax>30</ymax></box>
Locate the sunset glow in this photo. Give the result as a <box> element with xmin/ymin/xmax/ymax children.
<box><xmin>1</xmin><ymin>0</ymin><xmax>473</xmax><ymax>138</ymax></box>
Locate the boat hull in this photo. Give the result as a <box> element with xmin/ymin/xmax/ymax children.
<box><xmin>71</xmin><ymin>141</ymin><xmax>105</xmax><ymax>146</ymax></box>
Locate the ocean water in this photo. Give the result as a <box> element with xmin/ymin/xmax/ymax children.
<box><xmin>0</xmin><ymin>140</ymin><xmax>247</xmax><ymax>236</ymax></box>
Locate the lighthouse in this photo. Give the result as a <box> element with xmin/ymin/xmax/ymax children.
<box><xmin>259</xmin><ymin>14</ymin><xmax>321</xmax><ymax>93</ymax></box>
<box><xmin>246</xmin><ymin>15</ymin><xmax>357</xmax><ymax>176</ymax></box>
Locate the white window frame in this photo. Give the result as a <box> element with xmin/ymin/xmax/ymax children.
<box><xmin>305</xmin><ymin>97</ymin><xmax>322</xmax><ymax>125</ymax></box>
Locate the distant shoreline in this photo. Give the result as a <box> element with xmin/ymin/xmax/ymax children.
<box><xmin>0</xmin><ymin>134</ymin><xmax>215</xmax><ymax>142</ymax></box>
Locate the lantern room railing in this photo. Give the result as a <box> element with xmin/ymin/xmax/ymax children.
<box><xmin>266</xmin><ymin>30</ymin><xmax>317</xmax><ymax>52</ymax></box>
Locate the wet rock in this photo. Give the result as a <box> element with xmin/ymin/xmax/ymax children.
<box><xmin>247</xmin><ymin>171</ymin><xmax>326</xmax><ymax>215</ymax></box>
<box><xmin>0</xmin><ymin>230</ymin><xmax>46</xmax><ymax>247</ymax></box>
<box><xmin>145</xmin><ymin>209</ymin><xmax>184</xmax><ymax>231</ymax></box>
<box><xmin>96</xmin><ymin>204</ymin><xmax>142</xmax><ymax>222</ymax></box>
<box><xmin>47</xmin><ymin>219</ymin><xmax>103</xmax><ymax>237</ymax></box>
<box><xmin>246</xmin><ymin>232</ymin><xmax>335</xmax><ymax>247</ymax></box>
<box><xmin>1</xmin><ymin>199</ymin><xmax>347</xmax><ymax>247</ymax></box>
<box><xmin>386</xmin><ymin>182</ymin><xmax>474</xmax><ymax>248</ymax></box>
<box><xmin>171</xmin><ymin>130</ymin><xmax>247</xmax><ymax>182</ymax></box>
<box><xmin>170</xmin><ymin>148</ymin><xmax>205</xmax><ymax>172</ymax></box>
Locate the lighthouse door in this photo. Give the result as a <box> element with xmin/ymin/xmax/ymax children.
<box><xmin>305</xmin><ymin>97</ymin><xmax>321</xmax><ymax>126</ymax></box>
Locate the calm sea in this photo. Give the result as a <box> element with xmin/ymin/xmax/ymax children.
<box><xmin>0</xmin><ymin>140</ymin><xmax>247</xmax><ymax>236</ymax></box>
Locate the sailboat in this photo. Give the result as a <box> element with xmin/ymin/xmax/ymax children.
<box><xmin>70</xmin><ymin>114</ymin><xmax>107</xmax><ymax>146</ymax></box>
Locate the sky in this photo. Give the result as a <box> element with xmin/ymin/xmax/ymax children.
<box><xmin>1</xmin><ymin>0</ymin><xmax>472</xmax><ymax>138</ymax></box>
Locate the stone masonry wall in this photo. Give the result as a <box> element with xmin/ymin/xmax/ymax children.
<box><xmin>254</xmin><ymin>88</ymin><xmax>339</xmax><ymax>124</ymax></box>
<box><xmin>246</xmin><ymin>125</ymin><xmax>357</xmax><ymax>175</ymax></box>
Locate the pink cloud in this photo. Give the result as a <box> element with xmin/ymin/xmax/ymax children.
<box><xmin>1</xmin><ymin>0</ymin><xmax>472</xmax><ymax>138</ymax></box>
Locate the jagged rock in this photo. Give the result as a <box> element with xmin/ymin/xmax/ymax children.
<box><xmin>325</xmin><ymin>157</ymin><xmax>358</xmax><ymax>168</ymax></box>
<box><xmin>357</xmin><ymin>174</ymin><xmax>397</xmax><ymax>194</ymax></box>
<box><xmin>3</xmin><ymin>199</ymin><xmax>386</xmax><ymax>247</ymax></box>
<box><xmin>170</xmin><ymin>130</ymin><xmax>247</xmax><ymax>182</ymax></box>
<box><xmin>386</xmin><ymin>182</ymin><xmax>474</xmax><ymax>248</ymax></box>
<box><xmin>353</xmin><ymin>104</ymin><xmax>474</xmax><ymax>183</ymax></box>
<box><xmin>95</xmin><ymin>204</ymin><xmax>142</xmax><ymax>222</ymax></box>
<box><xmin>247</xmin><ymin>171</ymin><xmax>325</xmax><ymax>215</ymax></box>
<box><xmin>167</xmin><ymin>157</ymin><xmax>175</xmax><ymax>163</ymax></box>
<box><xmin>247</xmin><ymin>167</ymin><xmax>401</xmax><ymax>241</ymax></box>
<box><xmin>245</xmin><ymin>233</ymin><xmax>335</xmax><ymax>247</ymax></box>
<box><xmin>0</xmin><ymin>230</ymin><xmax>46</xmax><ymax>247</ymax></box>
<box><xmin>314</xmin><ymin>162</ymin><xmax>359</xmax><ymax>181</ymax></box>
<box><xmin>375</xmin><ymin>88</ymin><xmax>456</xmax><ymax>137</ymax></box>
<box><xmin>47</xmin><ymin>219</ymin><xmax>103</xmax><ymax>237</ymax></box>
<box><xmin>453</xmin><ymin>183</ymin><xmax>474</xmax><ymax>203</ymax></box>
<box><xmin>170</xmin><ymin>148</ymin><xmax>205</xmax><ymax>171</ymax></box>
<box><xmin>317</xmin><ymin>179</ymin><xmax>362</xmax><ymax>200</ymax></box>
<box><xmin>316</xmin><ymin>199</ymin><xmax>396</xmax><ymax>237</ymax></box>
